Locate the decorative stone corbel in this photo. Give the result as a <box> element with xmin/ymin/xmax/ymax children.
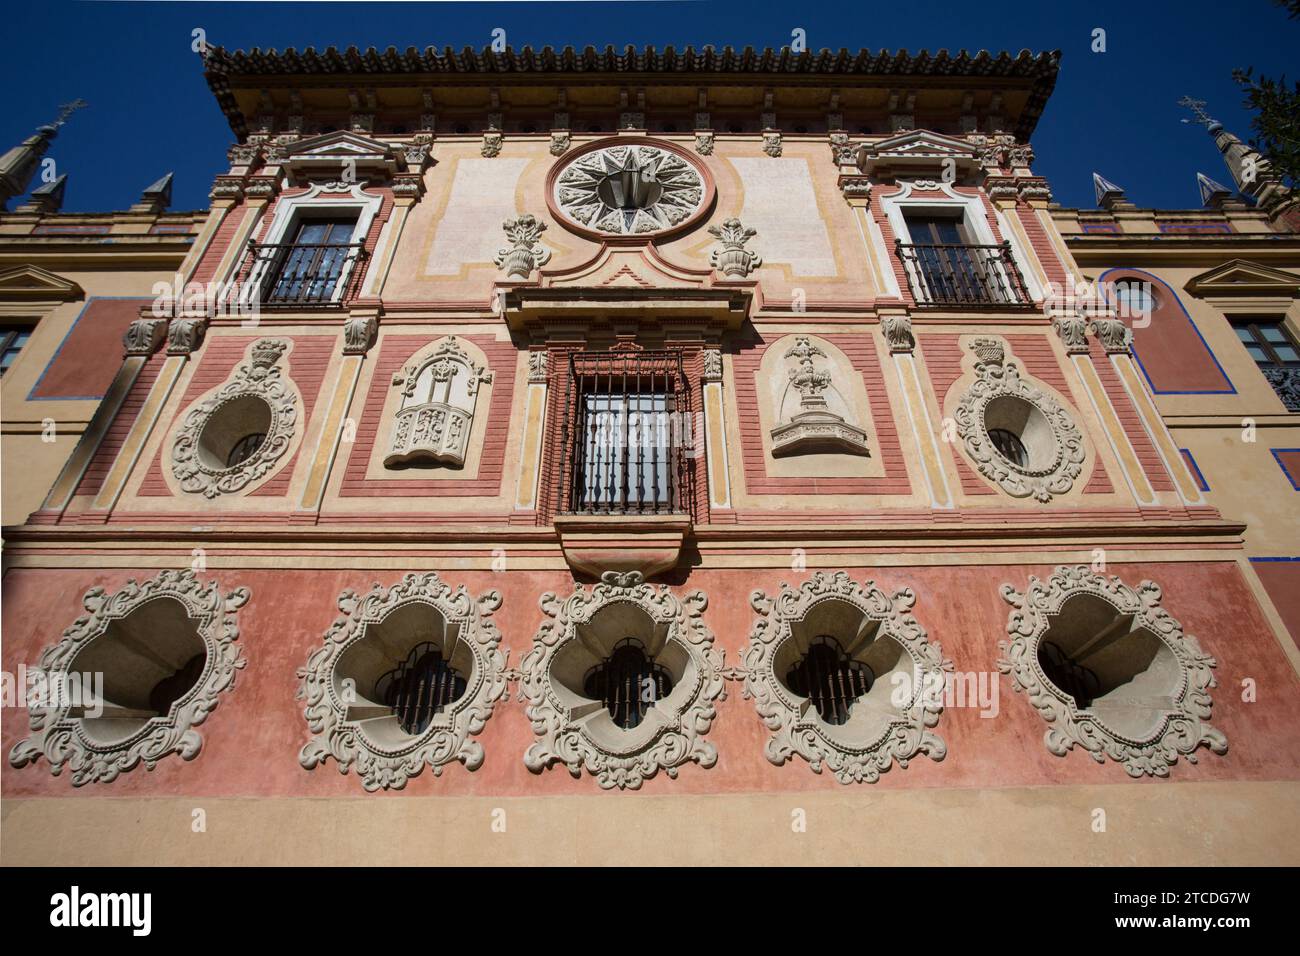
<box><xmin>227</xmin><ymin>143</ymin><xmax>262</xmax><ymax>168</ymax></box>
<box><xmin>762</xmin><ymin>131</ymin><xmax>783</xmax><ymax>157</ymax></box>
<box><xmin>481</xmin><ymin>131</ymin><xmax>503</xmax><ymax>158</ymax></box>
<box><xmin>694</xmin><ymin>131</ymin><xmax>714</xmax><ymax>156</ymax></box>
<box><xmin>123</xmin><ymin>318</ymin><xmax>167</xmax><ymax>357</ymax></box>
<box><xmin>549</xmin><ymin>131</ymin><xmax>570</xmax><ymax>156</ymax></box>
<box><xmin>702</xmin><ymin>348</ymin><xmax>723</xmax><ymax>383</ymax></box>
<box><xmin>880</xmin><ymin>314</ymin><xmax>915</xmax><ymax>354</ymax></box>
<box><xmin>342</xmin><ymin>315</ymin><xmax>378</xmax><ymax>355</ymax></box>
<box><xmin>708</xmin><ymin>218</ymin><xmax>762</xmax><ymax>278</ymax></box>
<box><xmin>166</xmin><ymin>318</ymin><xmax>207</xmax><ymax>356</ymax></box>
<box><xmin>494</xmin><ymin>214</ymin><xmax>551</xmax><ymax>279</ymax></box>
<box><xmin>1089</xmin><ymin>317</ymin><xmax>1132</xmax><ymax>354</ymax></box>
<box><xmin>1052</xmin><ymin>314</ymin><xmax>1090</xmax><ymax>354</ymax></box>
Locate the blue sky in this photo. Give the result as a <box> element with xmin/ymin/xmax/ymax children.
<box><xmin>2</xmin><ymin>0</ymin><xmax>1295</xmax><ymax>213</ymax></box>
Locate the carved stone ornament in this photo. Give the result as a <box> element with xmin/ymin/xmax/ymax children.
<box><xmin>880</xmin><ymin>314</ymin><xmax>915</xmax><ymax>354</ymax></box>
<box><xmin>953</xmin><ymin>337</ymin><xmax>1085</xmax><ymax>502</ymax></box>
<box><xmin>694</xmin><ymin>131</ymin><xmax>714</xmax><ymax>156</ymax></box>
<box><xmin>342</xmin><ymin>315</ymin><xmax>377</xmax><ymax>355</ymax></box>
<box><xmin>297</xmin><ymin>573</ymin><xmax>508</xmax><ymax>791</ymax></box>
<box><xmin>702</xmin><ymin>348</ymin><xmax>723</xmax><ymax>383</ymax></box>
<box><xmin>708</xmin><ymin>218</ymin><xmax>762</xmax><ymax>278</ymax></box>
<box><xmin>170</xmin><ymin>338</ymin><xmax>298</xmax><ymax>498</ymax></box>
<box><xmin>519</xmin><ymin>571</ymin><xmax>725</xmax><ymax>790</ymax></box>
<box><xmin>386</xmin><ymin>336</ymin><xmax>492</xmax><ymax>468</ymax></box>
<box><xmin>745</xmin><ymin>572</ymin><xmax>949</xmax><ymax>784</ymax></box>
<box><xmin>762</xmin><ymin>131</ymin><xmax>783</xmax><ymax>157</ymax></box>
<box><xmin>549</xmin><ymin>131</ymin><xmax>571</xmax><ymax>156</ymax></box>
<box><xmin>998</xmin><ymin>565</ymin><xmax>1228</xmax><ymax>777</ymax></box>
<box><xmin>166</xmin><ymin>317</ymin><xmax>207</xmax><ymax>355</ymax></box>
<box><xmin>554</xmin><ymin>142</ymin><xmax>705</xmax><ymax>236</ymax></box>
<box><xmin>9</xmin><ymin>569</ymin><xmax>248</xmax><ymax>786</ymax></box>
<box><xmin>494</xmin><ymin>213</ymin><xmax>552</xmax><ymax>279</ymax></box>
<box><xmin>481</xmin><ymin>131</ymin><xmax>503</xmax><ymax>158</ymax></box>
<box><xmin>771</xmin><ymin>337</ymin><xmax>870</xmax><ymax>457</ymax></box>
<box><xmin>1089</xmin><ymin>316</ymin><xmax>1133</xmax><ymax>354</ymax></box>
<box><xmin>528</xmin><ymin>350</ymin><xmax>549</xmax><ymax>384</ymax></box>
<box><xmin>1052</xmin><ymin>314</ymin><xmax>1090</xmax><ymax>354</ymax></box>
<box><xmin>123</xmin><ymin>318</ymin><xmax>166</xmax><ymax>357</ymax></box>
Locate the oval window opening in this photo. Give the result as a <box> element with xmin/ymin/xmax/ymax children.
<box><xmin>984</xmin><ymin>395</ymin><xmax>1053</xmax><ymax>470</ymax></box>
<box><xmin>198</xmin><ymin>395</ymin><xmax>273</xmax><ymax>471</ymax></box>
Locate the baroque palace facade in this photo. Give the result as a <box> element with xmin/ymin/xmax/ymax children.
<box><xmin>2</xmin><ymin>43</ymin><xmax>1299</xmax><ymax>865</ymax></box>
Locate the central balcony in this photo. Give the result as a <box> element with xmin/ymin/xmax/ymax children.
<box><xmin>234</xmin><ymin>240</ymin><xmax>369</xmax><ymax>309</ymax></box>
<box><xmin>895</xmin><ymin>240</ymin><xmax>1033</xmax><ymax>309</ymax></box>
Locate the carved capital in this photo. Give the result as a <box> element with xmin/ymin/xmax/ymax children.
<box><xmin>1052</xmin><ymin>314</ymin><xmax>1090</xmax><ymax>354</ymax></box>
<box><xmin>1089</xmin><ymin>317</ymin><xmax>1133</xmax><ymax>354</ymax></box>
<box><xmin>166</xmin><ymin>318</ymin><xmax>207</xmax><ymax>355</ymax></box>
<box><xmin>342</xmin><ymin>315</ymin><xmax>378</xmax><ymax>355</ymax></box>
<box><xmin>880</xmin><ymin>314</ymin><xmax>915</xmax><ymax>354</ymax></box>
<box><xmin>527</xmin><ymin>350</ymin><xmax>549</xmax><ymax>384</ymax></box>
<box><xmin>123</xmin><ymin>318</ymin><xmax>167</xmax><ymax>357</ymax></box>
<box><xmin>702</xmin><ymin>348</ymin><xmax>723</xmax><ymax>383</ymax></box>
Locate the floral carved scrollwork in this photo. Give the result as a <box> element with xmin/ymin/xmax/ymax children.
<box><xmin>170</xmin><ymin>338</ymin><xmax>299</xmax><ymax>498</ymax></box>
<box><xmin>744</xmin><ymin>571</ymin><xmax>949</xmax><ymax>784</ymax></box>
<box><xmin>9</xmin><ymin>569</ymin><xmax>249</xmax><ymax>786</ymax></box>
<box><xmin>494</xmin><ymin>213</ymin><xmax>551</xmax><ymax>279</ymax></box>
<box><xmin>708</xmin><ymin>218</ymin><xmax>762</xmax><ymax>278</ymax></box>
<box><xmin>519</xmin><ymin>571</ymin><xmax>724</xmax><ymax>790</ymax></box>
<box><xmin>297</xmin><ymin>572</ymin><xmax>508</xmax><ymax>791</ymax></box>
<box><xmin>998</xmin><ymin>565</ymin><xmax>1228</xmax><ymax>777</ymax></box>
<box><xmin>953</xmin><ymin>337</ymin><xmax>1085</xmax><ymax>502</ymax></box>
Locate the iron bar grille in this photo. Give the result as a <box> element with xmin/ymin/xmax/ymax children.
<box><xmin>375</xmin><ymin>642</ymin><xmax>467</xmax><ymax>735</ymax></box>
<box><xmin>241</xmin><ymin>240</ymin><xmax>368</xmax><ymax>307</ymax></box>
<box><xmin>582</xmin><ymin>639</ymin><xmax>675</xmax><ymax>730</ymax></box>
<box><xmin>560</xmin><ymin>349</ymin><xmax>693</xmax><ymax>517</ymax></box>
<box><xmin>895</xmin><ymin>240</ymin><xmax>1032</xmax><ymax>308</ymax></box>
<box><xmin>1037</xmin><ymin>639</ymin><xmax>1102</xmax><ymax>709</ymax></box>
<box><xmin>784</xmin><ymin>636</ymin><xmax>875</xmax><ymax>726</ymax></box>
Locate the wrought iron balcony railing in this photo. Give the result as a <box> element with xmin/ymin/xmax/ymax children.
<box><xmin>559</xmin><ymin>350</ymin><xmax>693</xmax><ymax>517</ymax></box>
<box><xmin>236</xmin><ymin>241</ymin><xmax>368</xmax><ymax>308</ymax></box>
<box><xmin>895</xmin><ymin>240</ymin><xmax>1033</xmax><ymax>308</ymax></box>
<box><xmin>1262</xmin><ymin>366</ymin><xmax>1300</xmax><ymax>412</ymax></box>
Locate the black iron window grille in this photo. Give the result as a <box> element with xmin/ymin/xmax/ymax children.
<box><xmin>247</xmin><ymin>218</ymin><xmax>367</xmax><ymax>307</ymax></box>
<box><xmin>1234</xmin><ymin>318</ymin><xmax>1300</xmax><ymax>411</ymax></box>
<box><xmin>225</xmin><ymin>432</ymin><xmax>266</xmax><ymax>468</ymax></box>
<box><xmin>1037</xmin><ymin>639</ymin><xmax>1103</xmax><ymax>709</ymax></box>
<box><xmin>988</xmin><ymin>427</ymin><xmax>1029</xmax><ymax>468</ymax></box>
<box><xmin>896</xmin><ymin>239</ymin><xmax>1033</xmax><ymax>307</ymax></box>
<box><xmin>582</xmin><ymin>638</ymin><xmax>675</xmax><ymax>730</ymax></box>
<box><xmin>560</xmin><ymin>349</ymin><xmax>693</xmax><ymax>516</ymax></box>
<box><xmin>375</xmin><ymin>642</ymin><xmax>467</xmax><ymax>735</ymax></box>
<box><xmin>784</xmin><ymin>636</ymin><xmax>875</xmax><ymax>726</ymax></box>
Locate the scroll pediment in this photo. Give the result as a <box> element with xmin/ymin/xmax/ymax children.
<box><xmin>1185</xmin><ymin>259</ymin><xmax>1300</xmax><ymax>296</ymax></box>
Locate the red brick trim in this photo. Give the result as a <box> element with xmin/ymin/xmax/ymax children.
<box><xmin>71</xmin><ymin>353</ymin><xmax>165</xmax><ymax>500</ymax></box>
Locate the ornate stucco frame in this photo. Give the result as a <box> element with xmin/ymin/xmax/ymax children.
<box><xmin>9</xmin><ymin>569</ymin><xmax>249</xmax><ymax>786</ymax></box>
<box><xmin>952</xmin><ymin>337</ymin><xmax>1086</xmax><ymax>502</ymax></box>
<box><xmin>519</xmin><ymin>570</ymin><xmax>725</xmax><ymax>790</ymax></box>
<box><xmin>170</xmin><ymin>338</ymin><xmax>301</xmax><ymax>498</ymax></box>
<box><xmin>745</xmin><ymin>571</ymin><xmax>949</xmax><ymax>784</ymax></box>
<box><xmin>297</xmin><ymin>572</ymin><xmax>508</xmax><ymax>792</ymax></box>
<box><xmin>998</xmin><ymin>565</ymin><xmax>1228</xmax><ymax>777</ymax></box>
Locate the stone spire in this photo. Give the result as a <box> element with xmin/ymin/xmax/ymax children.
<box><xmin>1179</xmin><ymin>95</ymin><xmax>1297</xmax><ymax>227</ymax></box>
<box><xmin>0</xmin><ymin>100</ymin><xmax>86</xmax><ymax>211</ymax></box>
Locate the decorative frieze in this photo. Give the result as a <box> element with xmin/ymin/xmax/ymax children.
<box><xmin>298</xmin><ymin>573</ymin><xmax>508</xmax><ymax>791</ymax></box>
<box><xmin>494</xmin><ymin>214</ymin><xmax>551</xmax><ymax>279</ymax></box>
<box><xmin>519</xmin><ymin>571</ymin><xmax>725</xmax><ymax>790</ymax></box>
<box><xmin>745</xmin><ymin>572</ymin><xmax>949</xmax><ymax>784</ymax></box>
<box><xmin>999</xmin><ymin>565</ymin><xmax>1228</xmax><ymax>777</ymax></box>
<box><xmin>708</xmin><ymin>218</ymin><xmax>762</xmax><ymax>278</ymax></box>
